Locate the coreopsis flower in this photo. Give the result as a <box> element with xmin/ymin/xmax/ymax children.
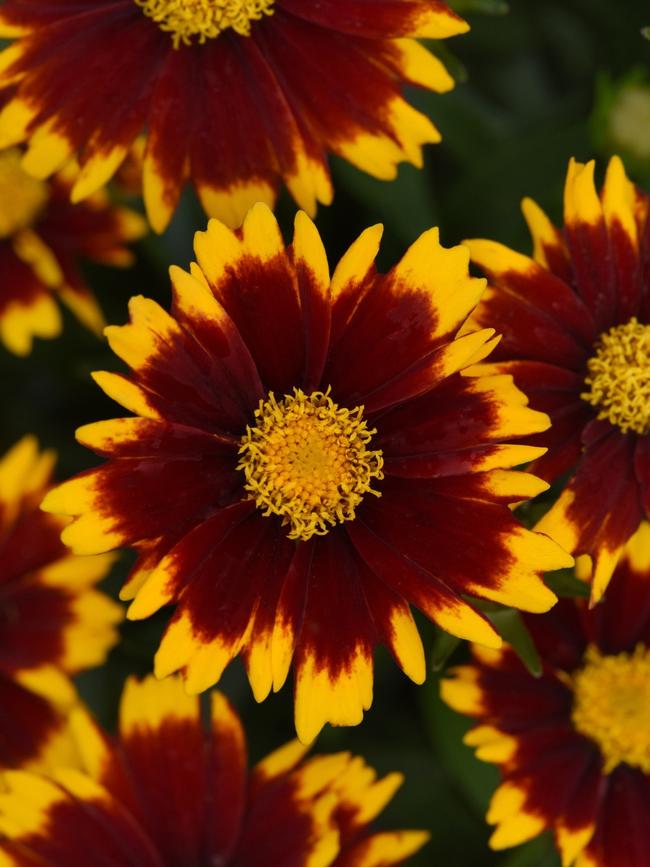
<box><xmin>0</xmin><ymin>0</ymin><xmax>468</xmax><ymax>232</ymax></box>
<box><xmin>0</xmin><ymin>436</ymin><xmax>121</xmax><ymax>770</ymax></box>
<box><xmin>0</xmin><ymin>147</ymin><xmax>146</xmax><ymax>355</ymax></box>
<box><xmin>42</xmin><ymin>204</ymin><xmax>572</xmax><ymax>742</ymax></box>
<box><xmin>0</xmin><ymin>674</ymin><xmax>429</xmax><ymax>867</ymax></box>
<box><xmin>466</xmin><ymin>156</ymin><xmax>650</xmax><ymax>602</ymax></box>
<box><xmin>442</xmin><ymin>522</ymin><xmax>650</xmax><ymax>867</ymax></box>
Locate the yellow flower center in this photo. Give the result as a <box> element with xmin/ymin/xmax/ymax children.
<box><xmin>0</xmin><ymin>149</ymin><xmax>49</xmax><ymax>239</ymax></box>
<box><xmin>571</xmin><ymin>644</ymin><xmax>650</xmax><ymax>773</ymax></box>
<box><xmin>238</xmin><ymin>389</ymin><xmax>384</xmax><ymax>542</ymax></box>
<box><xmin>581</xmin><ymin>318</ymin><xmax>650</xmax><ymax>434</ymax></box>
<box><xmin>135</xmin><ymin>0</ymin><xmax>275</xmax><ymax>48</ymax></box>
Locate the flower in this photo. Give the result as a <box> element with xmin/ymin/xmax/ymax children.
<box><xmin>41</xmin><ymin>204</ymin><xmax>572</xmax><ymax>742</ymax></box>
<box><xmin>0</xmin><ymin>674</ymin><xmax>429</xmax><ymax>867</ymax></box>
<box><xmin>0</xmin><ymin>148</ymin><xmax>146</xmax><ymax>355</ymax></box>
<box><xmin>0</xmin><ymin>436</ymin><xmax>122</xmax><ymax>770</ymax></box>
<box><xmin>465</xmin><ymin>156</ymin><xmax>650</xmax><ymax>602</ymax></box>
<box><xmin>441</xmin><ymin>522</ymin><xmax>650</xmax><ymax>867</ymax></box>
<box><xmin>0</xmin><ymin>0</ymin><xmax>467</xmax><ymax>232</ymax></box>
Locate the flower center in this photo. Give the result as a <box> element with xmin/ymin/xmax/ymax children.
<box><xmin>0</xmin><ymin>149</ymin><xmax>49</xmax><ymax>239</ymax></box>
<box><xmin>135</xmin><ymin>0</ymin><xmax>275</xmax><ymax>48</ymax></box>
<box><xmin>581</xmin><ymin>317</ymin><xmax>650</xmax><ymax>435</ymax></box>
<box><xmin>571</xmin><ymin>644</ymin><xmax>650</xmax><ymax>773</ymax></box>
<box><xmin>238</xmin><ymin>389</ymin><xmax>384</xmax><ymax>542</ymax></box>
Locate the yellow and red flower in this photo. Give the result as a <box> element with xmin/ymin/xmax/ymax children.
<box><xmin>0</xmin><ymin>436</ymin><xmax>121</xmax><ymax>771</ymax></box>
<box><xmin>0</xmin><ymin>674</ymin><xmax>429</xmax><ymax>867</ymax></box>
<box><xmin>42</xmin><ymin>205</ymin><xmax>572</xmax><ymax>742</ymax></box>
<box><xmin>0</xmin><ymin>0</ymin><xmax>467</xmax><ymax>232</ymax></box>
<box><xmin>466</xmin><ymin>156</ymin><xmax>650</xmax><ymax>601</ymax></box>
<box><xmin>442</xmin><ymin>522</ymin><xmax>650</xmax><ymax>867</ymax></box>
<box><xmin>0</xmin><ymin>147</ymin><xmax>146</xmax><ymax>356</ymax></box>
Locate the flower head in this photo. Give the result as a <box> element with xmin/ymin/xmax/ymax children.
<box><xmin>0</xmin><ymin>436</ymin><xmax>122</xmax><ymax>770</ymax></box>
<box><xmin>42</xmin><ymin>204</ymin><xmax>572</xmax><ymax>742</ymax></box>
<box><xmin>0</xmin><ymin>674</ymin><xmax>429</xmax><ymax>867</ymax></box>
<box><xmin>0</xmin><ymin>148</ymin><xmax>146</xmax><ymax>355</ymax></box>
<box><xmin>466</xmin><ymin>156</ymin><xmax>650</xmax><ymax>602</ymax></box>
<box><xmin>442</xmin><ymin>522</ymin><xmax>650</xmax><ymax>867</ymax></box>
<box><xmin>0</xmin><ymin>0</ymin><xmax>467</xmax><ymax>231</ymax></box>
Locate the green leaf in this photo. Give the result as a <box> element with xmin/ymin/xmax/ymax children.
<box><xmin>424</xmin><ymin>41</ymin><xmax>468</xmax><ymax>84</ymax></box>
<box><xmin>431</xmin><ymin>630</ymin><xmax>462</xmax><ymax>671</ymax></box>
<box><xmin>497</xmin><ymin>834</ymin><xmax>560</xmax><ymax>867</ymax></box>
<box><xmin>545</xmin><ymin>568</ymin><xmax>590</xmax><ymax>599</ymax></box>
<box><xmin>448</xmin><ymin>0</ymin><xmax>509</xmax><ymax>14</ymax></box>
<box><xmin>642</xmin><ymin>26</ymin><xmax>650</xmax><ymax>39</ymax></box>
<box><xmin>421</xmin><ymin>677</ymin><xmax>500</xmax><ymax>817</ymax></box>
<box><xmin>486</xmin><ymin>608</ymin><xmax>542</xmax><ymax>677</ymax></box>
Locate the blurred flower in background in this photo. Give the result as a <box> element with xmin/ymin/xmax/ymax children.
<box><xmin>466</xmin><ymin>156</ymin><xmax>650</xmax><ymax>602</ymax></box>
<box><xmin>0</xmin><ymin>148</ymin><xmax>146</xmax><ymax>356</ymax></box>
<box><xmin>442</xmin><ymin>522</ymin><xmax>650</xmax><ymax>867</ymax></box>
<box><xmin>0</xmin><ymin>436</ymin><xmax>121</xmax><ymax>771</ymax></box>
<box><xmin>0</xmin><ymin>0</ymin><xmax>467</xmax><ymax>231</ymax></box>
<box><xmin>592</xmin><ymin>70</ymin><xmax>650</xmax><ymax>177</ymax></box>
<box><xmin>0</xmin><ymin>674</ymin><xmax>428</xmax><ymax>867</ymax></box>
<box><xmin>42</xmin><ymin>204</ymin><xmax>571</xmax><ymax>743</ymax></box>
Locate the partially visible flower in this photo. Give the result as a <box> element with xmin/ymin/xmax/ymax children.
<box><xmin>466</xmin><ymin>156</ymin><xmax>650</xmax><ymax>601</ymax></box>
<box><xmin>0</xmin><ymin>436</ymin><xmax>122</xmax><ymax>770</ymax></box>
<box><xmin>442</xmin><ymin>522</ymin><xmax>650</xmax><ymax>867</ymax></box>
<box><xmin>42</xmin><ymin>204</ymin><xmax>571</xmax><ymax>743</ymax></box>
<box><xmin>0</xmin><ymin>0</ymin><xmax>467</xmax><ymax>231</ymax></box>
<box><xmin>592</xmin><ymin>72</ymin><xmax>650</xmax><ymax>169</ymax></box>
<box><xmin>607</xmin><ymin>83</ymin><xmax>650</xmax><ymax>163</ymax></box>
<box><xmin>0</xmin><ymin>148</ymin><xmax>146</xmax><ymax>355</ymax></box>
<box><xmin>0</xmin><ymin>674</ymin><xmax>429</xmax><ymax>867</ymax></box>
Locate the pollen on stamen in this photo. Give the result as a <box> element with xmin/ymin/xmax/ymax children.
<box><xmin>135</xmin><ymin>0</ymin><xmax>275</xmax><ymax>48</ymax></box>
<box><xmin>571</xmin><ymin>643</ymin><xmax>650</xmax><ymax>774</ymax></box>
<box><xmin>581</xmin><ymin>317</ymin><xmax>650</xmax><ymax>435</ymax></box>
<box><xmin>237</xmin><ymin>388</ymin><xmax>384</xmax><ymax>542</ymax></box>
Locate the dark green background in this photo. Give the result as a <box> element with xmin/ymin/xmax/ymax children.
<box><xmin>3</xmin><ymin>1</ymin><xmax>649</xmax><ymax>864</ymax></box>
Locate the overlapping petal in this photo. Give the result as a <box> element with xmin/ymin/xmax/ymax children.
<box><xmin>0</xmin><ymin>437</ymin><xmax>121</xmax><ymax>770</ymax></box>
<box><xmin>43</xmin><ymin>205</ymin><xmax>571</xmax><ymax>741</ymax></box>
<box><xmin>0</xmin><ymin>0</ymin><xmax>467</xmax><ymax>230</ymax></box>
<box><xmin>0</xmin><ymin>149</ymin><xmax>146</xmax><ymax>355</ymax></box>
<box><xmin>442</xmin><ymin>523</ymin><xmax>650</xmax><ymax>867</ymax></box>
<box><xmin>468</xmin><ymin>156</ymin><xmax>650</xmax><ymax>601</ymax></box>
<box><xmin>0</xmin><ymin>674</ymin><xmax>428</xmax><ymax>867</ymax></box>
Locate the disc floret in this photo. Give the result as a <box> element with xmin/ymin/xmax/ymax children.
<box><xmin>238</xmin><ymin>388</ymin><xmax>384</xmax><ymax>541</ymax></box>
<box><xmin>135</xmin><ymin>0</ymin><xmax>275</xmax><ymax>48</ymax></box>
<box><xmin>582</xmin><ymin>317</ymin><xmax>650</xmax><ymax>435</ymax></box>
<box><xmin>572</xmin><ymin>643</ymin><xmax>650</xmax><ymax>773</ymax></box>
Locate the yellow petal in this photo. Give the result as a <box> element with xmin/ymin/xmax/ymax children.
<box><xmin>197</xmin><ymin>179</ymin><xmax>276</xmax><ymax>230</ymax></box>
<box><xmin>91</xmin><ymin>371</ymin><xmax>162</xmax><ymax>420</ymax></box>
<box><xmin>391</xmin><ymin>227</ymin><xmax>486</xmax><ymax>341</ymax></box>
<box><xmin>292</xmin><ymin>210</ymin><xmax>330</xmax><ymax>294</ymax></box>
<box><xmin>564</xmin><ymin>158</ymin><xmax>602</xmax><ymax>227</ymax></box>
<box><xmin>440</xmin><ymin>666</ymin><xmax>485</xmax><ymax>715</ymax></box>
<box><xmin>22</xmin><ymin>124</ymin><xmax>74</xmax><ymax>179</ymax></box>
<box><xmin>521</xmin><ymin>196</ymin><xmax>565</xmax><ymax>269</ymax></box>
<box><xmin>119</xmin><ymin>674</ymin><xmax>198</xmax><ymax>736</ymax></box>
<box><xmin>71</xmin><ymin>145</ymin><xmax>128</xmax><ymax>202</ymax></box>
<box><xmin>392</xmin><ymin>38</ymin><xmax>454</xmax><ymax>92</ymax></box>
<box><xmin>343</xmin><ymin>831</ymin><xmax>430</xmax><ymax>866</ymax></box>
<box><xmin>464</xmin><ymin>725</ymin><xmax>517</xmax><ymax>763</ymax></box>
<box><xmin>254</xmin><ymin>739</ymin><xmax>311</xmax><ymax>783</ymax></box>
<box><xmin>331</xmin><ymin>224</ymin><xmax>383</xmax><ymax>303</ymax></box>
<box><xmin>602</xmin><ymin>154</ymin><xmax>638</xmax><ymax>247</ymax></box>
<box><xmin>0</xmin><ymin>292</ymin><xmax>62</xmax><ymax>356</ymax></box>
<box><xmin>294</xmin><ymin>648</ymin><xmax>373</xmax><ymax>744</ymax></box>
